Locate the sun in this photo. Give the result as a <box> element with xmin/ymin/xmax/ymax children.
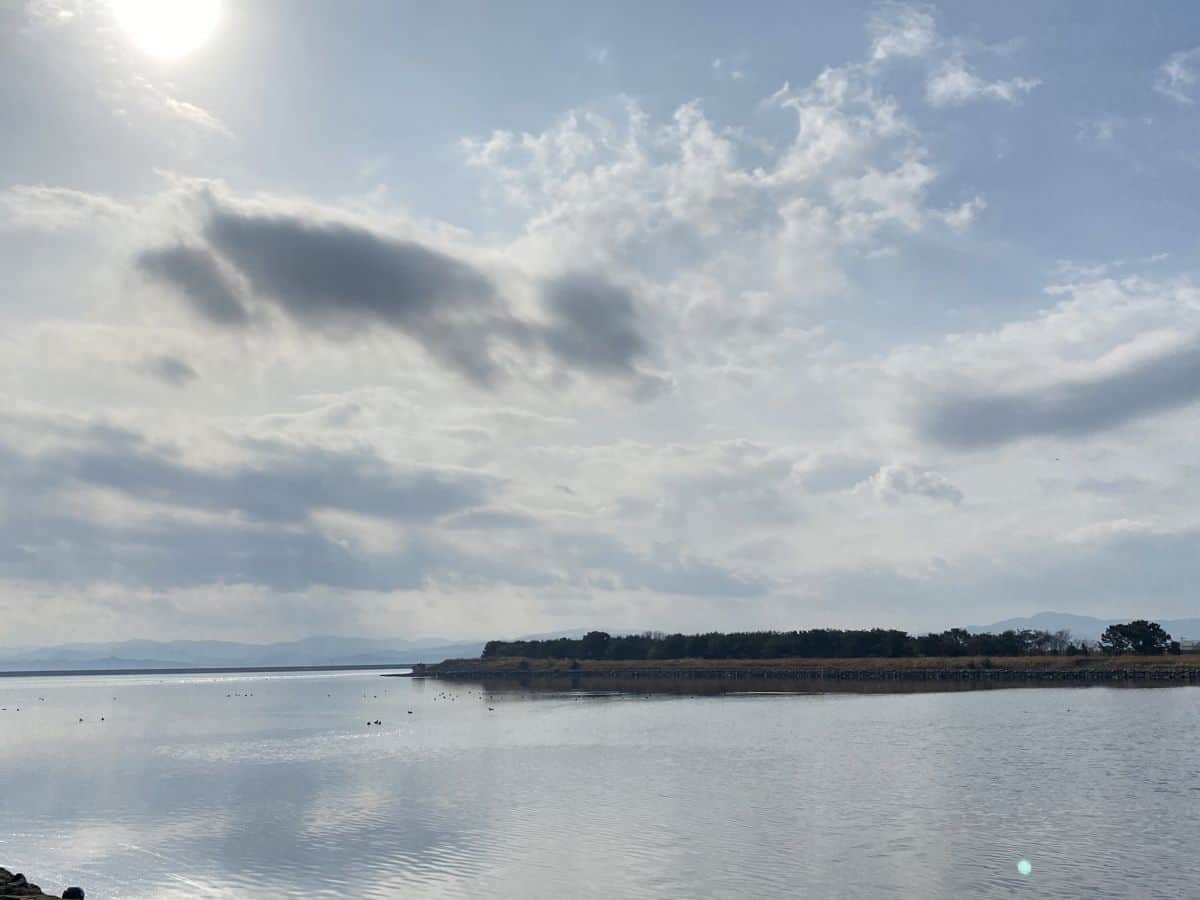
<box><xmin>111</xmin><ymin>0</ymin><xmax>222</xmax><ymax>60</ymax></box>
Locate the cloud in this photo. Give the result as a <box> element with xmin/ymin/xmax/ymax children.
<box><xmin>1075</xmin><ymin>477</ymin><xmax>1150</xmax><ymax>497</ymax></box>
<box><xmin>864</xmin><ymin>462</ymin><xmax>963</xmax><ymax>504</ymax></box>
<box><xmin>919</xmin><ymin>337</ymin><xmax>1200</xmax><ymax>449</ymax></box>
<box><xmin>868</xmin><ymin>3</ymin><xmax>938</xmax><ymax>62</ymax></box>
<box><xmin>156</xmin><ymin>92</ymin><xmax>232</xmax><ymax>137</ymax></box>
<box><xmin>0</xmin><ymin>185</ymin><xmax>131</xmax><ymax>231</ymax></box>
<box><xmin>52</xmin><ymin>430</ymin><xmax>492</xmax><ymax>525</ymax></box>
<box><xmin>1154</xmin><ymin>47</ymin><xmax>1200</xmax><ymax>104</ymax></box>
<box><xmin>882</xmin><ymin>276</ymin><xmax>1200</xmax><ymax>449</ymax></box>
<box><xmin>551</xmin><ymin>532</ymin><xmax>767</xmax><ymax>598</ymax></box>
<box><xmin>541</xmin><ymin>272</ymin><xmax>649</xmax><ymax>375</ymax></box>
<box><xmin>19</xmin><ymin>3</ymin><xmax>1174</xmax><ymax>641</ymax></box>
<box><xmin>441</xmin><ymin>508</ymin><xmax>540</xmax><ymax>530</ymax></box>
<box><xmin>798</xmin><ymin>455</ymin><xmax>880</xmax><ymax>493</ymax></box>
<box><xmin>133</xmin><ymin>191</ymin><xmax>660</xmax><ymax>389</ymax></box>
<box><xmin>202</xmin><ymin>203</ymin><xmax>521</xmax><ymax>384</ymax></box>
<box><xmin>925</xmin><ymin>56</ymin><xmax>1040</xmax><ymax>107</ymax></box>
<box><xmin>136</xmin><ymin>244</ymin><xmax>249</xmax><ymax>326</ymax></box>
<box><xmin>0</xmin><ymin>419</ymin><xmax>505</xmax><ymax>593</ymax></box>
<box><xmin>464</xmin><ymin>52</ymin><xmax>979</xmax><ymax>330</ymax></box>
<box><xmin>865</xmin><ymin>5</ymin><xmax>1039</xmax><ymax>110</ymax></box>
<box><xmin>0</xmin><ymin>415</ymin><xmax>767</xmax><ymax>603</ymax></box>
<box><xmin>139</xmin><ymin>354</ymin><xmax>198</xmax><ymax>387</ymax></box>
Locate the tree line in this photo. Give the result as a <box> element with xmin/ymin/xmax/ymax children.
<box><xmin>482</xmin><ymin>621</ymin><xmax>1181</xmax><ymax>661</ymax></box>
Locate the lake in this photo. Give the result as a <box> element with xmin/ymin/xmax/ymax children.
<box><xmin>1</xmin><ymin>671</ymin><xmax>1198</xmax><ymax>898</ymax></box>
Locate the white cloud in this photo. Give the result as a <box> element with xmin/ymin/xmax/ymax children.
<box><xmin>937</xmin><ymin>195</ymin><xmax>986</xmax><ymax>230</ymax></box>
<box><xmin>879</xmin><ymin>275</ymin><xmax>1200</xmax><ymax>452</ymax></box>
<box><xmin>1154</xmin><ymin>47</ymin><xmax>1200</xmax><ymax>104</ymax></box>
<box><xmin>464</xmin><ymin>56</ymin><xmax>975</xmax><ymax>329</ymax></box>
<box><xmin>868</xmin><ymin>3</ymin><xmax>938</xmax><ymax>62</ymax></box>
<box><xmin>0</xmin><ymin>185</ymin><xmax>131</xmax><ymax>231</ymax></box>
<box><xmin>925</xmin><ymin>56</ymin><xmax>1040</xmax><ymax>107</ymax></box>
<box><xmin>862</xmin><ymin>462</ymin><xmax>963</xmax><ymax>505</ymax></box>
<box><xmin>865</xmin><ymin>5</ymin><xmax>1040</xmax><ymax>110</ymax></box>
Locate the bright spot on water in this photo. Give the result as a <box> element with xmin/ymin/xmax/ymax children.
<box><xmin>1017</xmin><ymin>859</ymin><xmax>1032</xmax><ymax>876</ymax></box>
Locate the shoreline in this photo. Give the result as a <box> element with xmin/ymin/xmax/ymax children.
<box><xmin>400</xmin><ymin>654</ymin><xmax>1200</xmax><ymax>685</ymax></box>
<box><xmin>0</xmin><ymin>663</ymin><xmax>414</xmax><ymax>679</ymax></box>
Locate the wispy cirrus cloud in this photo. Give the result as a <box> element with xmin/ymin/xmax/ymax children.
<box><xmin>1154</xmin><ymin>46</ymin><xmax>1200</xmax><ymax>104</ymax></box>
<box><xmin>0</xmin><ymin>185</ymin><xmax>131</xmax><ymax>231</ymax></box>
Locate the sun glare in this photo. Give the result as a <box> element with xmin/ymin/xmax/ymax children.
<box><xmin>111</xmin><ymin>0</ymin><xmax>222</xmax><ymax>60</ymax></box>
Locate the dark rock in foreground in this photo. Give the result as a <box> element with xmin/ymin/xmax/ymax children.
<box><xmin>1</xmin><ymin>867</ymin><xmax>81</xmax><ymax>899</ymax></box>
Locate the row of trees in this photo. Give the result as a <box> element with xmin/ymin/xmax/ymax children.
<box><xmin>482</xmin><ymin>622</ymin><xmax>1180</xmax><ymax>661</ymax></box>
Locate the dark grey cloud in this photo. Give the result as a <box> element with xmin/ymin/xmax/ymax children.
<box><xmin>140</xmin><ymin>354</ymin><xmax>198</xmax><ymax>387</ymax></box>
<box><xmin>919</xmin><ymin>340</ymin><xmax>1200</xmax><ymax>448</ymax></box>
<box><xmin>541</xmin><ymin>272</ymin><xmax>649</xmax><ymax>375</ymax></box>
<box><xmin>3</xmin><ymin>427</ymin><xmax>751</xmax><ymax>597</ymax></box>
<box><xmin>203</xmin><ymin>206</ymin><xmax>521</xmax><ymax>384</ymax></box>
<box><xmin>45</xmin><ymin>431</ymin><xmax>491</xmax><ymax>525</ymax></box>
<box><xmin>135</xmin><ymin>198</ymin><xmax>655</xmax><ymax>388</ymax></box>
<box><xmin>135</xmin><ymin>244</ymin><xmax>248</xmax><ymax>325</ymax></box>
<box><xmin>0</xmin><ymin>427</ymin><xmax>540</xmax><ymax>593</ymax></box>
<box><xmin>0</xmin><ymin>493</ymin><xmax>436</xmax><ymax>593</ymax></box>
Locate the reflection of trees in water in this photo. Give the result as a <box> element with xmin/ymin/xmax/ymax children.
<box><xmin>435</xmin><ymin>675</ymin><xmax>1026</xmax><ymax>698</ymax></box>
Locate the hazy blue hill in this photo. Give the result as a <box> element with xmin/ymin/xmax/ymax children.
<box><xmin>0</xmin><ymin>636</ymin><xmax>486</xmax><ymax>671</ymax></box>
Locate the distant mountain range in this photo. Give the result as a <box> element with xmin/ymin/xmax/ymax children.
<box><xmin>0</xmin><ymin>635</ymin><xmax>486</xmax><ymax>672</ymax></box>
<box><xmin>969</xmin><ymin>612</ymin><xmax>1200</xmax><ymax>642</ymax></box>
<box><xmin>4</xmin><ymin>616</ymin><xmax>1197</xmax><ymax>671</ymax></box>
<box><xmin>0</xmin><ymin>628</ymin><xmax>608</xmax><ymax>673</ymax></box>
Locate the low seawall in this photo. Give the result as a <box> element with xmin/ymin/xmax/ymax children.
<box><xmin>402</xmin><ymin>656</ymin><xmax>1200</xmax><ymax>688</ymax></box>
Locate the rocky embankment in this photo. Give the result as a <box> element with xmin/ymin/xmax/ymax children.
<box><xmin>0</xmin><ymin>868</ymin><xmax>82</xmax><ymax>899</ymax></box>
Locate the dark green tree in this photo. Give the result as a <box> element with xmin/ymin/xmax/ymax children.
<box><xmin>1100</xmin><ymin>620</ymin><xmax>1173</xmax><ymax>655</ymax></box>
<box><xmin>579</xmin><ymin>631</ymin><xmax>612</xmax><ymax>658</ymax></box>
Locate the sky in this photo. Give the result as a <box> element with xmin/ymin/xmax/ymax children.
<box><xmin>3</xmin><ymin>0</ymin><xmax>1200</xmax><ymax>645</ymax></box>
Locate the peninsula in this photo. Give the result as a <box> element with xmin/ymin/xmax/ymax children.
<box><xmin>402</xmin><ymin>622</ymin><xmax>1200</xmax><ymax>686</ymax></box>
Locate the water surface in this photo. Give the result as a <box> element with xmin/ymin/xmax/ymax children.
<box><xmin>1</xmin><ymin>671</ymin><xmax>1197</xmax><ymax>898</ymax></box>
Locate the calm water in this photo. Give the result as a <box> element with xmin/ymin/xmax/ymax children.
<box><xmin>1</xmin><ymin>671</ymin><xmax>1198</xmax><ymax>899</ymax></box>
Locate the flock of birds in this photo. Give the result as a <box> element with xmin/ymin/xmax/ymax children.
<box><xmin>363</xmin><ymin>687</ymin><xmax>496</xmax><ymax>725</ymax></box>
<box><xmin>0</xmin><ymin>695</ymin><xmax>113</xmax><ymax>722</ymax></box>
<box><xmin>1</xmin><ymin>683</ymin><xmax>500</xmax><ymax>725</ymax></box>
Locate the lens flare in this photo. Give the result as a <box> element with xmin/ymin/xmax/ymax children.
<box><xmin>1017</xmin><ymin>859</ymin><xmax>1032</xmax><ymax>876</ymax></box>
